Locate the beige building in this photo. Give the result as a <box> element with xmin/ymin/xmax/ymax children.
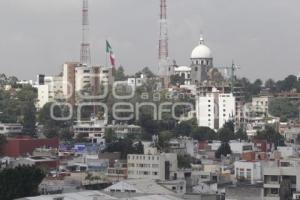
<box><xmin>252</xmin><ymin>96</ymin><xmax>269</xmax><ymax>114</ymax></box>
<box><xmin>127</xmin><ymin>147</ymin><xmax>178</xmax><ymax>180</ymax></box>
<box><xmin>263</xmin><ymin>159</ymin><xmax>300</xmax><ymax>200</ymax></box>
<box><xmin>63</xmin><ymin>62</ymin><xmax>79</xmax><ymax>105</ymax></box>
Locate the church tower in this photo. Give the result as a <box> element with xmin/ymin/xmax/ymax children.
<box><xmin>190</xmin><ymin>36</ymin><xmax>213</xmax><ymax>85</ymax></box>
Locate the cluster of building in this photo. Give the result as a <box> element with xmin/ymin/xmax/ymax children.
<box><xmin>1</xmin><ymin>1</ymin><xmax>300</xmax><ymax>200</ymax></box>
<box><xmin>0</xmin><ymin>133</ymin><xmax>298</xmax><ymax>200</ymax></box>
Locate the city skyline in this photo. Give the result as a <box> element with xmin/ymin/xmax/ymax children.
<box><xmin>0</xmin><ymin>0</ymin><xmax>300</xmax><ymax>81</ymax></box>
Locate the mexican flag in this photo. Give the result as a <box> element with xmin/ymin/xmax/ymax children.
<box><xmin>106</xmin><ymin>40</ymin><xmax>116</xmax><ymax>68</ymax></box>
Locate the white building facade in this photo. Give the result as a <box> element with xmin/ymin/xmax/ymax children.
<box><xmin>196</xmin><ymin>87</ymin><xmax>235</xmax><ymax>130</ymax></box>
<box><xmin>234</xmin><ymin>160</ymin><xmax>262</xmax><ymax>184</ymax></box>
<box><xmin>174</xmin><ymin>66</ymin><xmax>191</xmax><ymax>85</ymax></box>
<box><xmin>75</xmin><ymin>66</ymin><xmax>113</xmax><ymax>93</ymax></box>
<box><xmin>35</xmin><ymin>75</ymin><xmax>63</xmax><ymax>109</ymax></box>
<box><xmin>127</xmin><ymin>148</ymin><xmax>178</xmax><ymax>180</ymax></box>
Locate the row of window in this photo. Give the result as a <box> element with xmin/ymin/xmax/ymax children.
<box><xmin>0</xmin><ymin>127</ymin><xmax>22</xmax><ymax>131</ymax></box>
<box><xmin>236</xmin><ymin>168</ymin><xmax>252</xmax><ymax>179</ymax></box>
<box><xmin>128</xmin><ymin>163</ymin><xmax>159</xmax><ymax>168</ymax></box>
<box><xmin>128</xmin><ymin>170</ymin><xmax>158</xmax><ymax>176</ymax></box>
<box><xmin>192</xmin><ymin>59</ymin><xmax>212</xmax><ymax>65</ymax></box>
<box><xmin>127</xmin><ymin>155</ymin><xmax>160</xmax><ymax>161</ymax></box>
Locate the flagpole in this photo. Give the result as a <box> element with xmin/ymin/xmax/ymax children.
<box><xmin>105</xmin><ymin>40</ymin><xmax>108</xmax><ymax>67</ymax></box>
<box><xmin>106</xmin><ymin>52</ymin><xmax>108</xmax><ymax>67</ymax></box>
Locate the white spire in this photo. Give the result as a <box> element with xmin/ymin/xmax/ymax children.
<box><xmin>199</xmin><ymin>35</ymin><xmax>204</xmax><ymax>45</ymax></box>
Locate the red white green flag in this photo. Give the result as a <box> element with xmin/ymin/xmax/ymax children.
<box><xmin>106</xmin><ymin>40</ymin><xmax>116</xmax><ymax>68</ymax></box>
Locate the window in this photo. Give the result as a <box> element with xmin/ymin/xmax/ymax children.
<box><xmin>270</xmin><ymin>176</ymin><xmax>278</xmax><ymax>182</ymax></box>
<box><xmin>271</xmin><ymin>188</ymin><xmax>278</xmax><ymax>194</ymax></box>
<box><xmin>195</xmin><ymin>67</ymin><xmax>198</xmax><ymax>72</ymax></box>
<box><xmin>246</xmin><ymin>169</ymin><xmax>251</xmax><ymax>179</ymax></box>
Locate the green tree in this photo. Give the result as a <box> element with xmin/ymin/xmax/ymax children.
<box><xmin>215</xmin><ymin>142</ymin><xmax>232</xmax><ymax>159</ymax></box>
<box><xmin>269</xmin><ymin>98</ymin><xmax>298</xmax><ymax>120</ymax></box>
<box><xmin>140</xmin><ymin>67</ymin><xmax>155</xmax><ymax>78</ymax></box>
<box><xmin>265</xmin><ymin>78</ymin><xmax>276</xmax><ymax>92</ymax></box>
<box><xmin>218</xmin><ymin>128</ymin><xmax>235</xmax><ymax>143</ymax></box>
<box><xmin>170</xmin><ymin>74</ymin><xmax>185</xmax><ymax>85</ymax></box>
<box><xmin>106</xmin><ymin>138</ymin><xmax>140</xmax><ymax>159</ymax></box>
<box><xmin>0</xmin><ymin>85</ymin><xmax>37</xmax><ymax>136</ymax></box>
<box><xmin>0</xmin><ymin>165</ymin><xmax>45</xmax><ymax>200</ymax></box>
<box><xmin>255</xmin><ymin>126</ymin><xmax>285</xmax><ymax>147</ymax></box>
<box><xmin>115</xmin><ymin>66</ymin><xmax>126</xmax><ymax>81</ymax></box>
<box><xmin>158</xmin><ymin>130</ymin><xmax>174</xmax><ymax>150</ymax></box>
<box><xmin>22</xmin><ymin>101</ymin><xmax>36</xmax><ymax>135</ymax></box>
<box><xmin>276</xmin><ymin>75</ymin><xmax>299</xmax><ymax>92</ymax></box>
<box><xmin>38</xmin><ymin>102</ymin><xmax>72</xmax><ymax>138</ymax></box>
<box><xmin>236</xmin><ymin>78</ymin><xmax>262</xmax><ymax>102</ymax></box>
<box><xmin>104</xmin><ymin>128</ymin><xmax>117</xmax><ymax>143</ymax></box>
<box><xmin>177</xmin><ymin>154</ymin><xmax>192</xmax><ymax>169</ymax></box>
<box><xmin>0</xmin><ymin>135</ymin><xmax>7</xmax><ymax>155</ymax></box>
<box><xmin>235</xmin><ymin>128</ymin><xmax>248</xmax><ymax>140</ymax></box>
<box><xmin>134</xmin><ymin>141</ymin><xmax>144</xmax><ymax>154</ymax></box>
<box><xmin>175</xmin><ymin>121</ymin><xmax>193</xmax><ymax>136</ymax></box>
<box><xmin>191</xmin><ymin>126</ymin><xmax>217</xmax><ymax>141</ymax></box>
<box><xmin>59</xmin><ymin>128</ymin><xmax>73</xmax><ymax>142</ymax></box>
<box><xmin>139</xmin><ymin>113</ymin><xmax>159</xmax><ymax>139</ymax></box>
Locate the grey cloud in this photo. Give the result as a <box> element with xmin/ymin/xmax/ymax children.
<box><xmin>0</xmin><ymin>0</ymin><xmax>299</xmax><ymax>81</ymax></box>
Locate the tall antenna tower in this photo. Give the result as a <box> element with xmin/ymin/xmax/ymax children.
<box><xmin>158</xmin><ymin>0</ymin><xmax>169</xmax><ymax>80</ymax></box>
<box><xmin>80</xmin><ymin>0</ymin><xmax>91</xmax><ymax>66</ymax></box>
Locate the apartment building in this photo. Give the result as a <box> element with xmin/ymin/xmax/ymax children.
<box><xmin>252</xmin><ymin>96</ymin><xmax>269</xmax><ymax>114</ymax></box>
<box><xmin>35</xmin><ymin>75</ymin><xmax>63</xmax><ymax>109</ymax></box>
<box><xmin>263</xmin><ymin>159</ymin><xmax>300</xmax><ymax>200</ymax></box>
<box><xmin>127</xmin><ymin>147</ymin><xmax>178</xmax><ymax>180</ymax></box>
<box><xmin>234</xmin><ymin>160</ymin><xmax>262</xmax><ymax>184</ymax></box>
<box><xmin>195</xmin><ymin>87</ymin><xmax>235</xmax><ymax>130</ymax></box>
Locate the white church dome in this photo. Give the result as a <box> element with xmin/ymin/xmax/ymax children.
<box><xmin>190</xmin><ymin>37</ymin><xmax>212</xmax><ymax>59</ymax></box>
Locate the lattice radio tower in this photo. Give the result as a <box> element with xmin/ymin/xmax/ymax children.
<box><xmin>158</xmin><ymin>0</ymin><xmax>169</xmax><ymax>78</ymax></box>
<box><xmin>80</xmin><ymin>0</ymin><xmax>91</xmax><ymax>66</ymax></box>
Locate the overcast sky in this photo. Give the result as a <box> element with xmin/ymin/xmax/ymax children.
<box><xmin>0</xmin><ymin>0</ymin><xmax>300</xmax><ymax>81</ymax></box>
